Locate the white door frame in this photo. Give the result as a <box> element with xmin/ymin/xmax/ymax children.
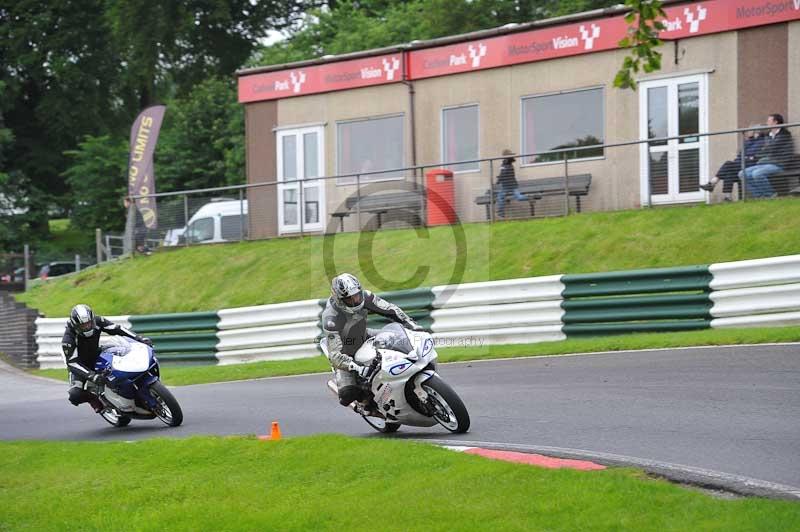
<box><xmin>639</xmin><ymin>73</ymin><xmax>709</xmax><ymax>206</ymax></box>
<box><xmin>277</xmin><ymin>126</ymin><xmax>325</xmax><ymax>234</ymax></box>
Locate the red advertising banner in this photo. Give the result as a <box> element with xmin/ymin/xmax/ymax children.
<box><xmin>408</xmin><ymin>0</ymin><xmax>800</xmax><ymax>79</ymax></box>
<box><xmin>238</xmin><ymin>53</ymin><xmax>403</xmax><ymax>103</ymax></box>
<box><xmin>239</xmin><ymin>0</ymin><xmax>800</xmax><ymax>102</ymax></box>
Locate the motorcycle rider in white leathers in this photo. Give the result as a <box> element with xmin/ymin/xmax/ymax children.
<box><xmin>323</xmin><ymin>273</ymin><xmax>424</xmax><ymax>406</ymax></box>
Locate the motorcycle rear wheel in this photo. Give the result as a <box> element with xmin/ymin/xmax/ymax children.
<box><xmin>150</xmin><ymin>381</ymin><xmax>183</xmax><ymax>427</ymax></box>
<box><xmin>421</xmin><ymin>376</ymin><xmax>470</xmax><ymax>433</ymax></box>
<box><xmin>362</xmin><ymin>414</ymin><xmax>401</xmax><ymax>433</ymax></box>
<box><xmin>100</xmin><ymin>410</ymin><xmax>132</xmax><ymax>428</ymax></box>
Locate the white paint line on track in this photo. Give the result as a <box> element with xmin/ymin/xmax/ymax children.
<box><xmin>443</xmin><ymin>341</ymin><xmax>800</xmax><ymax>367</ymax></box>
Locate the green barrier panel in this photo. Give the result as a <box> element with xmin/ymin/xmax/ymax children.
<box><xmin>563</xmin><ymin>319</ymin><xmax>710</xmax><ymax>336</ymax></box>
<box><xmin>561</xmin><ymin>293</ymin><xmax>710</xmax><ymax>309</ymax></box>
<box><xmin>563</xmin><ymin>305</ymin><xmax>711</xmax><ymax>323</ymax></box>
<box><xmin>374</xmin><ymin>288</ymin><xmax>435</xmax><ymax>310</ymax></box>
<box><xmin>129</xmin><ymin>311</ymin><xmax>220</xmax><ymax>333</ymax></box>
<box><xmin>149</xmin><ymin>332</ymin><xmax>218</xmax><ymax>353</ymax></box>
<box><xmin>562</xmin><ymin>266</ymin><xmax>711</xmax><ymax>298</ymax></box>
<box><xmin>155</xmin><ymin>352</ymin><xmax>217</xmax><ymax>363</ymax></box>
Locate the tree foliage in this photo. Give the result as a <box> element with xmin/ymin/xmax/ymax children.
<box><xmin>157</xmin><ymin>77</ymin><xmax>245</xmax><ymax>192</ymax></box>
<box><xmin>614</xmin><ymin>0</ymin><xmax>667</xmax><ymax>90</ymax></box>
<box><xmin>62</xmin><ymin>135</ymin><xmax>129</xmax><ymax>234</ymax></box>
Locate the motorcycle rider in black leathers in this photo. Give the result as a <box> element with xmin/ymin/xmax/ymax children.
<box><xmin>322</xmin><ymin>273</ymin><xmax>424</xmax><ymax>406</ymax></box>
<box><xmin>62</xmin><ymin>304</ymin><xmax>151</xmax><ymax>412</ymax></box>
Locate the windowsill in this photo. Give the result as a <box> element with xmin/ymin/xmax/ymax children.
<box><xmin>520</xmin><ymin>155</ymin><xmax>605</xmax><ymax>168</ymax></box>
<box><xmin>335</xmin><ymin>175</ymin><xmax>407</xmax><ymax>187</ymax></box>
<box><xmin>449</xmin><ymin>168</ymin><xmax>481</xmax><ymax>175</ymax></box>
<box><xmin>279</xmin><ymin>225</ymin><xmax>324</xmax><ymax>235</ymax></box>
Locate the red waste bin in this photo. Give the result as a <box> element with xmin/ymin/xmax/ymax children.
<box><xmin>426</xmin><ymin>169</ymin><xmax>456</xmax><ymax>226</ymax></box>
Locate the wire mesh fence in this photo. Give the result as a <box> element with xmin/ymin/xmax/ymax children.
<box><xmin>119</xmin><ymin>123</ymin><xmax>799</xmax><ymax>253</ymax></box>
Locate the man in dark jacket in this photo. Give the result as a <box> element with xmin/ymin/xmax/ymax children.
<box><xmin>62</xmin><ymin>304</ymin><xmax>151</xmax><ymax>412</ymax></box>
<box><xmin>739</xmin><ymin>114</ymin><xmax>795</xmax><ymax>198</ymax></box>
<box><xmin>495</xmin><ymin>148</ymin><xmax>526</xmax><ymax>218</ymax></box>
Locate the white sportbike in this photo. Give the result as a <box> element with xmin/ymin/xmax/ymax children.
<box><xmin>321</xmin><ymin>323</ymin><xmax>470</xmax><ymax>434</ymax></box>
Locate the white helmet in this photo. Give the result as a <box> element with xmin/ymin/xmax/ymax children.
<box><xmin>69</xmin><ymin>304</ymin><xmax>96</xmax><ymax>338</ymax></box>
<box><xmin>331</xmin><ymin>273</ymin><xmax>364</xmax><ymax>314</ymax></box>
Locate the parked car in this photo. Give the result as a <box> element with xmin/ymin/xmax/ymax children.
<box><xmin>38</xmin><ymin>261</ymin><xmax>77</xmax><ymax>279</ymax></box>
<box><xmin>165</xmin><ymin>199</ymin><xmax>248</xmax><ymax>246</ymax></box>
<box><xmin>1</xmin><ymin>267</ymin><xmax>26</xmax><ymax>285</ymax></box>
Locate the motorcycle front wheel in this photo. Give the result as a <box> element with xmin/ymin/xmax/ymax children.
<box><xmin>421</xmin><ymin>376</ymin><xmax>470</xmax><ymax>433</ymax></box>
<box><xmin>149</xmin><ymin>381</ymin><xmax>183</xmax><ymax>427</ymax></box>
<box><xmin>362</xmin><ymin>414</ymin><xmax>401</xmax><ymax>433</ymax></box>
<box><xmin>99</xmin><ymin>409</ymin><xmax>132</xmax><ymax>428</ymax></box>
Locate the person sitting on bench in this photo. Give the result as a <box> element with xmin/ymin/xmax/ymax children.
<box><xmin>496</xmin><ymin>149</ymin><xmax>525</xmax><ymax>218</ymax></box>
<box><xmin>739</xmin><ymin>113</ymin><xmax>794</xmax><ymax>198</ymax></box>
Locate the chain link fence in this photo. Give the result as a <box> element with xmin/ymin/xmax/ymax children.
<box><xmin>120</xmin><ymin>123</ymin><xmax>798</xmax><ymax>252</ymax></box>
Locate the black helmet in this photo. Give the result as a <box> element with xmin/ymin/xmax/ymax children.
<box><xmin>69</xmin><ymin>304</ymin><xmax>96</xmax><ymax>338</ymax></box>
<box><xmin>331</xmin><ymin>273</ymin><xmax>364</xmax><ymax>313</ymax></box>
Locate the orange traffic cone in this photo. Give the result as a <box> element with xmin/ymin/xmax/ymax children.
<box><xmin>258</xmin><ymin>421</ymin><xmax>282</xmax><ymax>441</ymax></box>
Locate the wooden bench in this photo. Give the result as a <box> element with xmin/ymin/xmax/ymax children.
<box><xmin>475</xmin><ymin>174</ymin><xmax>592</xmax><ymax>219</ymax></box>
<box><xmin>766</xmin><ymin>155</ymin><xmax>800</xmax><ymax>196</ymax></box>
<box><xmin>332</xmin><ymin>191</ymin><xmax>423</xmax><ymax>231</ymax></box>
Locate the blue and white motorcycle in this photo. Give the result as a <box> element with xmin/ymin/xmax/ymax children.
<box><xmin>90</xmin><ymin>337</ymin><xmax>183</xmax><ymax>428</ymax></box>
<box><xmin>321</xmin><ymin>323</ymin><xmax>470</xmax><ymax>434</ymax></box>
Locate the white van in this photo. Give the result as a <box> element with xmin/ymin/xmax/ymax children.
<box><xmin>178</xmin><ymin>199</ymin><xmax>248</xmax><ymax>245</ymax></box>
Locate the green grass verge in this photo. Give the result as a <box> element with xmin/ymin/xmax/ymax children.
<box><xmin>1</xmin><ymin>436</ymin><xmax>798</xmax><ymax>531</ymax></box>
<box><xmin>18</xmin><ymin>199</ymin><xmax>800</xmax><ymax>316</ymax></box>
<box><xmin>31</xmin><ymin>326</ymin><xmax>800</xmax><ymax>386</ymax></box>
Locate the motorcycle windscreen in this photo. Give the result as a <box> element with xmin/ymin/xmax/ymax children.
<box><xmin>374</xmin><ymin>323</ymin><xmax>413</xmax><ymax>354</ymax></box>
<box><xmin>111</xmin><ymin>343</ymin><xmax>152</xmax><ymax>373</ymax></box>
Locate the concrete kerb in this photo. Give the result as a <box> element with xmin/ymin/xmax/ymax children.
<box><xmin>419</xmin><ymin>439</ymin><xmax>800</xmax><ymax>501</ymax></box>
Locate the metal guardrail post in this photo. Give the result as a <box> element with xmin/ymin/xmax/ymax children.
<box><xmin>95</xmin><ymin>228</ymin><xmax>103</xmax><ymax>263</ymax></box>
<box><xmin>420</xmin><ymin>165</ymin><xmax>426</xmax><ymax>227</ymax></box>
<box><xmin>105</xmin><ymin>235</ymin><xmax>111</xmax><ymax>258</ymax></box>
<box><xmin>23</xmin><ymin>244</ymin><xmax>30</xmax><ymax>292</ymax></box>
<box><xmin>239</xmin><ymin>188</ymin><xmax>245</xmax><ymax>241</ymax></box>
<box><xmin>739</xmin><ymin>132</ymin><xmax>747</xmax><ymax>201</ymax></box>
<box><xmin>75</xmin><ymin>254</ymin><xmax>81</xmax><ymax>273</ymax></box>
<box><xmin>356</xmin><ymin>173</ymin><xmax>362</xmax><ymax>230</ymax></box>
<box><xmin>563</xmin><ymin>152</ymin><xmax>570</xmax><ymax>215</ymax></box>
<box><xmin>183</xmin><ymin>194</ymin><xmax>190</xmax><ymax>246</ymax></box>
<box><xmin>299</xmin><ymin>179</ymin><xmax>305</xmax><ymax>237</ymax></box>
<box><xmin>488</xmin><ymin>159</ymin><xmax>495</xmax><ymax>223</ymax></box>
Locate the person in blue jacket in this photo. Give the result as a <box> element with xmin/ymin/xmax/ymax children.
<box><xmin>700</xmin><ymin>125</ymin><xmax>765</xmax><ymax>200</ymax></box>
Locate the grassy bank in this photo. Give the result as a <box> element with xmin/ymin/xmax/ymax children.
<box><xmin>18</xmin><ymin>199</ymin><xmax>800</xmax><ymax>316</ymax></box>
<box><xmin>1</xmin><ymin>436</ymin><xmax>798</xmax><ymax>531</ymax></box>
<box><xmin>32</xmin><ymin>326</ymin><xmax>800</xmax><ymax>386</ymax></box>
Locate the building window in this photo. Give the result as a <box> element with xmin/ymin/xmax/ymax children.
<box><xmin>442</xmin><ymin>105</ymin><xmax>479</xmax><ymax>173</ymax></box>
<box><xmin>337</xmin><ymin>115</ymin><xmax>404</xmax><ymax>184</ymax></box>
<box><xmin>521</xmin><ymin>87</ymin><xmax>604</xmax><ymax>165</ymax></box>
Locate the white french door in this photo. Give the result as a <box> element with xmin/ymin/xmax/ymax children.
<box><xmin>639</xmin><ymin>74</ymin><xmax>708</xmax><ymax>205</ymax></box>
<box><xmin>277</xmin><ymin>126</ymin><xmax>325</xmax><ymax>233</ymax></box>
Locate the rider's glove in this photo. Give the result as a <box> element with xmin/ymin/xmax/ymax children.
<box><xmin>87</xmin><ymin>371</ymin><xmax>107</xmax><ymax>386</ymax></box>
<box><xmin>406</xmin><ymin>320</ymin><xmax>425</xmax><ymax>332</ymax></box>
<box><xmin>348</xmin><ymin>361</ymin><xmax>371</xmax><ymax>379</ymax></box>
<box><xmin>138</xmin><ymin>336</ymin><xmax>153</xmax><ymax>347</ymax></box>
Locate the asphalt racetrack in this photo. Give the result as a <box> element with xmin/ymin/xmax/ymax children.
<box><xmin>2</xmin><ymin>344</ymin><xmax>799</xmax><ymax>492</ymax></box>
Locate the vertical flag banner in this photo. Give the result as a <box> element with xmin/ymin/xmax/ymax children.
<box><xmin>128</xmin><ymin>105</ymin><xmax>166</xmax><ymax>229</ymax></box>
